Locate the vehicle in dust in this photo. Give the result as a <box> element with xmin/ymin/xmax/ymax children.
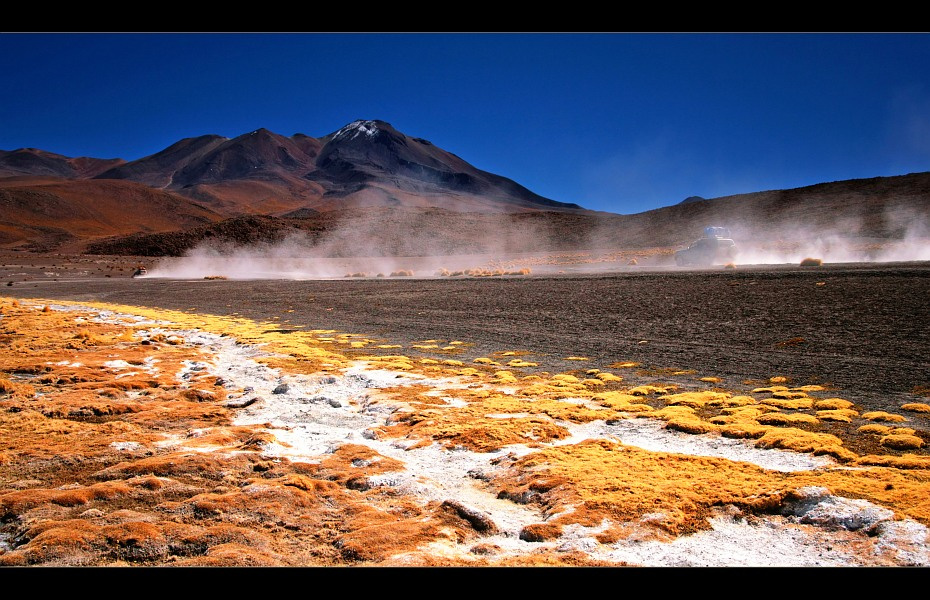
<box><xmin>674</xmin><ymin>227</ymin><xmax>737</xmax><ymax>266</ymax></box>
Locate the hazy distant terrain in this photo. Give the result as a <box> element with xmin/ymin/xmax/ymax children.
<box><xmin>2</xmin><ymin>119</ymin><xmax>928</xmax><ymax>266</ymax></box>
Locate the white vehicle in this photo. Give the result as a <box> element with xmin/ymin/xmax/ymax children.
<box><xmin>674</xmin><ymin>227</ymin><xmax>737</xmax><ymax>266</ymax></box>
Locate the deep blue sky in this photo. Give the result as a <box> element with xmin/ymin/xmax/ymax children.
<box><xmin>2</xmin><ymin>32</ymin><xmax>928</xmax><ymax>215</ymax></box>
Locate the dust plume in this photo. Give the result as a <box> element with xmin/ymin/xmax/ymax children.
<box><xmin>141</xmin><ymin>209</ymin><xmax>585</xmax><ymax>280</ymax></box>
<box><xmin>139</xmin><ymin>200</ymin><xmax>930</xmax><ymax>279</ymax></box>
<box><xmin>731</xmin><ymin>205</ymin><xmax>930</xmax><ymax>265</ymax></box>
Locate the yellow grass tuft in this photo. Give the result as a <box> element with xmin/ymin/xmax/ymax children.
<box><xmin>799</xmin><ymin>257</ymin><xmax>823</xmax><ymax>266</ymax></box>
<box><xmin>754</xmin><ymin>428</ymin><xmax>856</xmax><ymax>461</ymax></box>
<box><xmin>608</xmin><ymin>361</ymin><xmax>639</xmax><ymax>369</ymax></box>
<box><xmin>628</xmin><ymin>385</ymin><xmax>670</xmax><ymax>396</ymax></box>
<box><xmin>816</xmin><ymin>409</ymin><xmax>859</xmax><ymax>422</ymax></box>
<box><xmin>901</xmin><ymin>402</ymin><xmax>930</xmax><ymax>414</ymax></box>
<box><xmin>507</xmin><ymin>359</ymin><xmax>538</xmax><ymax>368</ymax></box>
<box><xmin>862</xmin><ymin>411</ymin><xmax>908</xmax><ymax>423</ymax></box>
<box><xmin>880</xmin><ymin>434</ymin><xmax>924</xmax><ymax>450</ymax></box>
<box><xmin>760</xmin><ymin>397</ymin><xmax>814</xmax><ymax>410</ymax></box>
<box><xmin>814</xmin><ymin>398</ymin><xmax>854</xmax><ymax>410</ymax></box>
<box><xmin>858</xmin><ymin>423</ymin><xmax>894</xmax><ymax>435</ymax></box>
<box><xmin>757</xmin><ymin>412</ymin><xmax>820</xmax><ymax>426</ymax></box>
<box><xmin>770</xmin><ymin>390</ymin><xmax>809</xmax><ymax>400</ymax></box>
<box><xmin>659</xmin><ymin>391</ymin><xmax>731</xmax><ymax>408</ymax></box>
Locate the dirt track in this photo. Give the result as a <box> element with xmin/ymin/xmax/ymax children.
<box><xmin>4</xmin><ymin>255</ymin><xmax>929</xmax><ymax>423</ymax></box>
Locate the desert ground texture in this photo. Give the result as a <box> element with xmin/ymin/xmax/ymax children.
<box><xmin>1</xmin><ymin>249</ymin><xmax>930</xmax><ymax>567</ymax></box>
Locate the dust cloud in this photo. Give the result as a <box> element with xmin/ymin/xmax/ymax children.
<box><xmin>731</xmin><ymin>208</ymin><xmax>930</xmax><ymax>265</ymax></box>
<box><xmin>141</xmin><ymin>211</ymin><xmax>570</xmax><ymax>280</ymax></box>
<box><xmin>140</xmin><ymin>205</ymin><xmax>930</xmax><ymax>280</ymax></box>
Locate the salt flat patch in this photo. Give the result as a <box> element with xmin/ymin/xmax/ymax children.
<box><xmin>103</xmin><ymin>360</ymin><xmax>132</xmax><ymax>370</ymax></box>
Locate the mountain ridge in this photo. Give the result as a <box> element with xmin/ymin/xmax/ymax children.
<box><xmin>1</xmin><ymin>119</ymin><xmax>928</xmax><ymax>256</ymax></box>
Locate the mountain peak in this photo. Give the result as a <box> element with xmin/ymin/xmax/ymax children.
<box><xmin>330</xmin><ymin>119</ymin><xmax>389</xmax><ymax>142</ymax></box>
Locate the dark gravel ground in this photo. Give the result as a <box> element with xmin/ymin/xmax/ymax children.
<box><xmin>3</xmin><ymin>254</ymin><xmax>929</xmax><ymax>425</ymax></box>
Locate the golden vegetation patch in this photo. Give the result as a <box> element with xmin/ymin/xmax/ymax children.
<box><xmin>862</xmin><ymin>411</ymin><xmax>908</xmax><ymax>423</ymax></box>
<box><xmin>816</xmin><ymin>409</ymin><xmax>860</xmax><ymax>423</ymax></box>
<box><xmin>3</xmin><ymin>296</ymin><xmax>930</xmax><ymax>566</ymax></box>
<box><xmin>814</xmin><ymin>398</ymin><xmax>855</xmax><ymax>410</ymax></box>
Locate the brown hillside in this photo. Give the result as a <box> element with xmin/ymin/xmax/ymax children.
<box><xmin>0</xmin><ymin>177</ymin><xmax>223</xmax><ymax>252</ymax></box>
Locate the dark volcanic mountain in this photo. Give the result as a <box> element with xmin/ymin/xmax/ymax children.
<box><xmin>91</xmin><ymin>120</ymin><xmax>583</xmax><ymax>216</ymax></box>
<box><xmin>1</xmin><ymin>118</ymin><xmax>928</xmax><ymax>256</ymax></box>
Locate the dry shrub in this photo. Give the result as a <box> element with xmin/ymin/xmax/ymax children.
<box><xmin>901</xmin><ymin>403</ymin><xmax>930</xmax><ymax>414</ymax></box>
<box><xmin>660</xmin><ymin>391</ymin><xmax>731</xmax><ymax>408</ymax></box>
<box><xmin>756</xmin><ymin>412</ymin><xmax>819</xmax><ymax>426</ymax></box>
<box><xmin>880</xmin><ymin>434</ymin><xmax>924</xmax><ymax>450</ymax></box>
<box><xmin>0</xmin><ymin>375</ymin><xmax>35</xmax><ymax>397</ymax></box>
<box><xmin>552</xmin><ymin>374</ymin><xmax>579</xmax><ymax>383</ymax></box>
<box><xmin>814</xmin><ymin>398</ymin><xmax>855</xmax><ymax>410</ymax></box>
<box><xmin>862</xmin><ymin>411</ymin><xmax>908</xmax><ymax>423</ymax></box>
<box><xmin>754</xmin><ymin>428</ymin><xmax>857</xmax><ymax>461</ymax></box>
<box><xmin>858</xmin><ymin>423</ymin><xmax>894</xmax><ymax>435</ymax></box>
<box><xmin>0</xmin><ymin>519</ymin><xmax>102</xmax><ymax>566</ymax></box>
<box><xmin>816</xmin><ymin>409</ymin><xmax>859</xmax><ymax>422</ymax></box>
<box><xmin>176</xmin><ymin>542</ymin><xmax>284</xmax><ymax>566</ymax></box>
<box><xmin>1</xmin><ymin>481</ymin><xmax>133</xmax><ymax>515</ymax></box>
<box><xmin>519</xmin><ymin>522</ymin><xmax>563</xmax><ymax>542</ymax></box>
<box><xmin>595</xmin><ymin>372</ymin><xmax>622</xmax><ymax>382</ymax></box>
<box><xmin>718</xmin><ymin>422</ymin><xmax>770</xmax><ymax>439</ymax></box>
<box><xmin>854</xmin><ymin>454</ymin><xmax>930</xmax><ymax>469</ymax></box>
<box><xmin>664</xmin><ymin>415</ymin><xmax>718</xmax><ymax>435</ymax></box>
<box><xmin>760</xmin><ymin>397</ymin><xmax>814</xmax><ymax>411</ymax></box>
<box><xmin>336</xmin><ymin>519</ymin><xmax>446</xmax><ymax>562</ymax></box>
<box><xmin>770</xmin><ymin>390</ymin><xmax>810</xmax><ymax>400</ymax></box>
<box><xmin>507</xmin><ymin>359</ymin><xmax>538</xmax><ymax>368</ymax></box>
<box><xmin>800</xmin><ymin>257</ymin><xmax>823</xmax><ymax>266</ymax></box>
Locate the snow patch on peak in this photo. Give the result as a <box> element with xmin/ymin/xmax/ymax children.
<box><xmin>333</xmin><ymin>120</ymin><xmax>381</xmax><ymax>142</ymax></box>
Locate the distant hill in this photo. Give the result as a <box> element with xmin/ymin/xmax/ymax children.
<box><xmin>1</xmin><ymin>119</ymin><xmax>928</xmax><ymax>255</ymax></box>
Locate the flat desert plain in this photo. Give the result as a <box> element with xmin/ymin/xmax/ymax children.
<box><xmin>1</xmin><ymin>249</ymin><xmax>930</xmax><ymax>567</ymax></box>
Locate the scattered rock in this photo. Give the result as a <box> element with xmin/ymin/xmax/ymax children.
<box><xmin>224</xmin><ymin>396</ymin><xmax>259</xmax><ymax>409</ymax></box>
